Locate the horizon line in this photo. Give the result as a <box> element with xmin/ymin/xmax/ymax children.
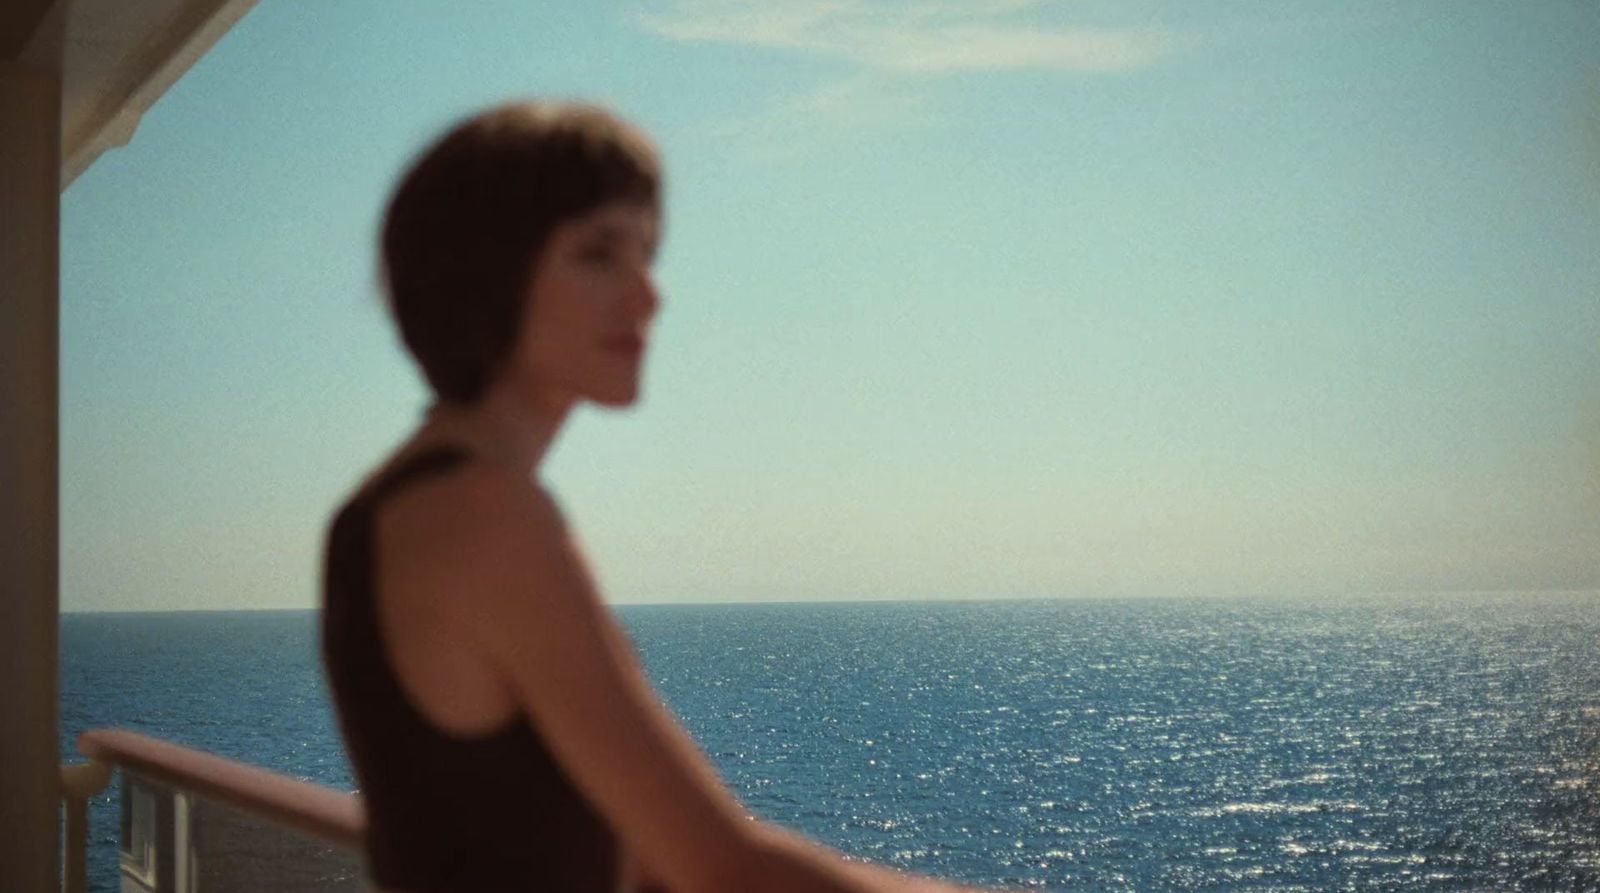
<box><xmin>59</xmin><ymin>588</ymin><xmax>1600</xmax><ymax>616</ymax></box>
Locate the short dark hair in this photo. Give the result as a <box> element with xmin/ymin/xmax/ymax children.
<box><xmin>380</xmin><ymin>100</ymin><xmax>661</xmax><ymax>404</ymax></box>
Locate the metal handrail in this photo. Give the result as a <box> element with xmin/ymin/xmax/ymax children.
<box><xmin>61</xmin><ymin>728</ymin><xmax>366</xmax><ymax>893</ymax></box>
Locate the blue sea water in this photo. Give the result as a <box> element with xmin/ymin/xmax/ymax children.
<box><xmin>59</xmin><ymin>595</ymin><xmax>1600</xmax><ymax>892</ymax></box>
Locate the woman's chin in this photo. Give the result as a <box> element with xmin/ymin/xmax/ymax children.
<box><xmin>588</xmin><ymin>383</ymin><xmax>642</xmax><ymax>409</ymax></box>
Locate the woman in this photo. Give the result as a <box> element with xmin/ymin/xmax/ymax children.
<box><xmin>322</xmin><ymin>100</ymin><xmax>998</xmax><ymax>893</ymax></box>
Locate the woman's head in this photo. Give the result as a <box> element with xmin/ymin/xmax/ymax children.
<box><xmin>381</xmin><ymin>100</ymin><xmax>662</xmax><ymax>408</ymax></box>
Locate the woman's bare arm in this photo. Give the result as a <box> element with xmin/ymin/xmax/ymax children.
<box><xmin>395</xmin><ymin>465</ymin><xmax>882</xmax><ymax>893</ymax></box>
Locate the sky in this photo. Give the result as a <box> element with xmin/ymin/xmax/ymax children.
<box><xmin>60</xmin><ymin>0</ymin><xmax>1600</xmax><ymax>612</ymax></box>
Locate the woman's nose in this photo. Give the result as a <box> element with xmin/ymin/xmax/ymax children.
<box><xmin>630</xmin><ymin>266</ymin><xmax>661</xmax><ymax>320</ymax></box>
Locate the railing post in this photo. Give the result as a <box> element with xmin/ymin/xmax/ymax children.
<box><xmin>59</xmin><ymin>760</ymin><xmax>114</xmax><ymax>893</ymax></box>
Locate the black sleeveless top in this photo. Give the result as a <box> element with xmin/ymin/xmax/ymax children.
<box><xmin>320</xmin><ymin>446</ymin><xmax>618</xmax><ymax>893</ymax></box>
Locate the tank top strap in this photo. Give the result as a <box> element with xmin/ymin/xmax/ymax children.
<box><xmin>365</xmin><ymin>444</ymin><xmax>474</xmax><ymax>505</ymax></box>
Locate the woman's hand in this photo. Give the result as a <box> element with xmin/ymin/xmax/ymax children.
<box><xmin>837</xmin><ymin>859</ymin><xmax>1004</xmax><ymax>893</ymax></box>
<box><xmin>754</xmin><ymin>825</ymin><xmax>1016</xmax><ymax>893</ymax></box>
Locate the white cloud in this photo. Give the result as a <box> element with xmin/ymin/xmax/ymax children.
<box><xmin>692</xmin><ymin>75</ymin><xmax>939</xmax><ymax>162</ymax></box>
<box><xmin>867</xmin><ymin>24</ymin><xmax>1170</xmax><ymax>72</ymax></box>
<box><xmin>639</xmin><ymin>1</ymin><xmax>850</xmax><ymax>51</ymax></box>
<box><xmin>633</xmin><ymin>0</ymin><xmax>1177</xmax><ymax>74</ymax></box>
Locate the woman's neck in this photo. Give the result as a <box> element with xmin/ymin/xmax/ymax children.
<box><xmin>416</xmin><ymin>388</ymin><xmax>572</xmax><ymax>478</ymax></box>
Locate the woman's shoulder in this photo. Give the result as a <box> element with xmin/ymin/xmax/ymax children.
<box><xmin>356</xmin><ymin>439</ymin><xmax>553</xmax><ymax>518</ymax></box>
<box><xmin>373</xmin><ymin>450</ymin><xmax>568</xmax><ymax>590</ymax></box>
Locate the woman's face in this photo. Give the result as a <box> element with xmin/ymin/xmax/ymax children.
<box><xmin>510</xmin><ymin>200</ymin><xmax>661</xmax><ymax>409</ymax></box>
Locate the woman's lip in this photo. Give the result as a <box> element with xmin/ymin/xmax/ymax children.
<box><xmin>603</xmin><ymin>335</ymin><xmax>646</xmax><ymax>355</ymax></box>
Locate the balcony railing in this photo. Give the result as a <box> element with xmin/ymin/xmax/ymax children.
<box><xmin>62</xmin><ymin>728</ymin><xmax>365</xmax><ymax>893</ymax></box>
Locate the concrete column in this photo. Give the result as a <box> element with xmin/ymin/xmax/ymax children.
<box><xmin>0</xmin><ymin>10</ymin><xmax>63</xmax><ymax>893</ymax></box>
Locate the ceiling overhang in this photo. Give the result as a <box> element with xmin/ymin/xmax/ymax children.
<box><xmin>60</xmin><ymin>0</ymin><xmax>261</xmax><ymax>187</ymax></box>
<box><xmin>3</xmin><ymin>0</ymin><xmax>261</xmax><ymax>189</ymax></box>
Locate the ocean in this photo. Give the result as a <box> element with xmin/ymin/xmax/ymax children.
<box><xmin>59</xmin><ymin>594</ymin><xmax>1600</xmax><ymax>892</ymax></box>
